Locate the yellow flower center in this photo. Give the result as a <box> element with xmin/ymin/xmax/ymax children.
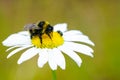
<box><xmin>31</xmin><ymin>32</ymin><xmax>64</xmax><ymax>48</ymax></box>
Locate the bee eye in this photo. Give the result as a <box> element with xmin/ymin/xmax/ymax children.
<box><xmin>38</xmin><ymin>21</ymin><xmax>45</xmax><ymax>28</ymax></box>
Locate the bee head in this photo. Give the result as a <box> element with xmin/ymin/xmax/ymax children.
<box><xmin>45</xmin><ymin>25</ymin><xmax>53</xmax><ymax>33</ymax></box>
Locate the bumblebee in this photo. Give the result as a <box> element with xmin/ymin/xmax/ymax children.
<box><xmin>24</xmin><ymin>21</ymin><xmax>53</xmax><ymax>44</ymax></box>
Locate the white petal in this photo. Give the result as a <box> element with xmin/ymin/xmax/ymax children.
<box><xmin>63</xmin><ymin>33</ymin><xmax>95</xmax><ymax>46</ymax></box>
<box><xmin>64</xmin><ymin>42</ymin><xmax>94</xmax><ymax>57</ymax></box>
<box><xmin>18</xmin><ymin>31</ymin><xmax>30</xmax><ymax>36</ymax></box>
<box><xmin>54</xmin><ymin>23</ymin><xmax>67</xmax><ymax>32</ymax></box>
<box><xmin>53</xmin><ymin>48</ymin><xmax>65</xmax><ymax>70</ymax></box>
<box><xmin>7</xmin><ymin>45</ymin><xmax>32</xmax><ymax>58</ymax></box>
<box><xmin>6</xmin><ymin>45</ymin><xmax>33</xmax><ymax>52</ymax></box>
<box><xmin>2</xmin><ymin>32</ymin><xmax>31</xmax><ymax>47</ymax></box>
<box><xmin>48</xmin><ymin>49</ymin><xmax>57</xmax><ymax>70</ymax></box>
<box><xmin>58</xmin><ymin>46</ymin><xmax>82</xmax><ymax>67</ymax></box>
<box><xmin>63</xmin><ymin>30</ymin><xmax>83</xmax><ymax>36</ymax></box>
<box><xmin>38</xmin><ymin>49</ymin><xmax>48</xmax><ymax>68</ymax></box>
<box><xmin>6</xmin><ymin>46</ymin><xmax>18</xmax><ymax>52</ymax></box>
<box><xmin>17</xmin><ymin>47</ymin><xmax>38</xmax><ymax>64</ymax></box>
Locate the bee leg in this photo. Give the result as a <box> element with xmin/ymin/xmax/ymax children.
<box><xmin>47</xmin><ymin>33</ymin><xmax>52</xmax><ymax>40</ymax></box>
<box><xmin>30</xmin><ymin>34</ymin><xmax>34</xmax><ymax>39</ymax></box>
<box><xmin>38</xmin><ymin>34</ymin><xmax>42</xmax><ymax>44</ymax></box>
<box><xmin>30</xmin><ymin>35</ymin><xmax>32</xmax><ymax>39</ymax></box>
<box><xmin>40</xmin><ymin>36</ymin><xmax>42</xmax><ymax>44</ymax></box>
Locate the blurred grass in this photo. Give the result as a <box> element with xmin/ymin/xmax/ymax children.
<box><xmin>0</xmin><ymin>0</ymin><xmax>120</xmax><ymax>80</ymax></box>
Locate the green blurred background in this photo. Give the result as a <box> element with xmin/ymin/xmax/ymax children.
<box><xmin>0</xmin><ymin>0</ymin><xmax>120</xmax><ymax>80</ymax></box>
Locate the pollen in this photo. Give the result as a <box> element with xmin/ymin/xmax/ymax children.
<box><xmin>31</xmin><ymin>32</ymin><xmax>64</xmax><ymax>48</ymax></box>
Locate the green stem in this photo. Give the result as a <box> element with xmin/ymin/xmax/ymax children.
<box><xmin>52</xmin><ymin>70</ymin><xmax>57</xmax><ymax>80</ymax></box>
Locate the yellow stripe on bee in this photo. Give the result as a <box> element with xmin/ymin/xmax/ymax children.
<box><xmin>42</xmin><ymin>21</ymin><xmax>49</xmax><ymax>33</ymax></box>
<box><xmin>31</xmin><ymin>32</ymin><xmax>64</xmax><ymax>48</ymax></box>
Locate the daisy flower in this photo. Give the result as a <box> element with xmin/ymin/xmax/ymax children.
<box><xmin>2</xmin><ymin>21</ymin><xmax>94</xmax><ymax>70</ymax></box>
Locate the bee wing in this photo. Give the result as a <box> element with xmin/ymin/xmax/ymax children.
<box><xmin>24</xmin><ymin>24</ymin><xmax>39</xmax><ymax>30</ymax></box>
